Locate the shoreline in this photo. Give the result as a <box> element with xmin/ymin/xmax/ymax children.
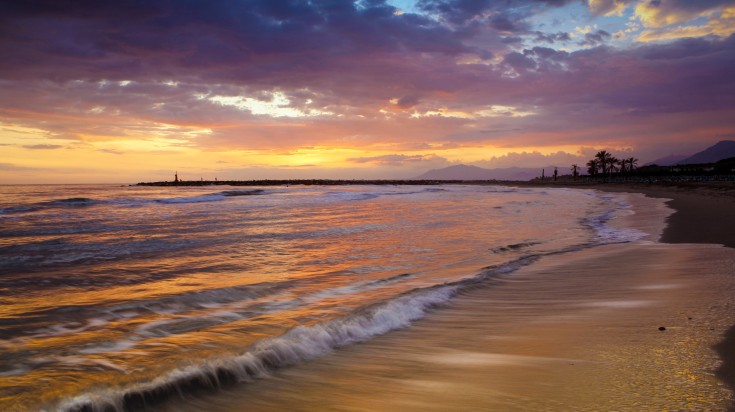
<box><xmin>154</xmin><ymin>185</ymin><xmax>735</xmax><ymax>411</ymax></box>
<box><xmin>130</xmin><ymin>180</ymin><xmax>735</xmax><ymax>410</ymax></box>
<box><xmin>584</xmin><ymin>182</ymin><xmax>735</xmax><ymax>410</ymax></box>
<box><xmin>561</xmin><ymin>181</ymin><xmax>735</xmax><ymax>248</ymax></box>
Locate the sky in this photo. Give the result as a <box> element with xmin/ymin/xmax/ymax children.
<box><xmin>1</xmin><ymin>0</ymin><xmax>734</xmax><ymax>183</ymax></box>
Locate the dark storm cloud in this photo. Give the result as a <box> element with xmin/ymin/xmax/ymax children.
<box><xmin>0</xmin><ymin>0</ymin><xmax>468</xmax><ymax>83</ymax></box>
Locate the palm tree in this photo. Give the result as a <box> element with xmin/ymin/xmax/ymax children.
<box><xmin>571</xmin><ymin>164</ymin><xmax>579</xmax><ymax>180</ymax></box>
<box><xmin>609</xmin><ymin>156</ymin><xmax>620</xmax><ymax>174</ymax></box>
<box><xmin>627</xmin><ymin>157</ymin><xmax>638</xmax><ymax>173</ymax></box>
<box><xmin>594</xmin><ymin>150</ymin><xmax>612</xmax><ymax>176</ymax></box>
<box><xmin>618</xmin><ymin>158</ymin><xmax>626</xmax><ymax>174</ymax></box>
<box><xmin>586</xmin><ymin>159</ymin><xmax>598</xmax><ymax>176</ymax></box>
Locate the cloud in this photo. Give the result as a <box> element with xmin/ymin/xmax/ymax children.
<box><xmin>588</xmin><ymin>0</ymin><xmax>632</xmax><ymax>16</ymax></box>
<box><xmin>348</xmin><ymin>153</ymin><xmax>450</xmax><ymax>167</ymax></box>
<box><xmin>634</xmin><ymin>0</ymin><xmax>732</xmax><ymax>28</ymax></box>
<box><xmin>98</xmin><ymin>148</ymin><xmax>124</xmax><ymax>155</ymax></box>
<box><xmin>22</xmin><ymin>144</ymin><xmax>64</xmax><ymax>150</ymax></box>
<box><xmin>416</xmin><ymin>0</ymin><xmax>577</xmax><ymax>25</ymax></box>
<box><xmin>534</xmin><ymin>31</ymin><xmax>571</xmax><ymax>44</ymax></box>
<box><xmin>578</xmin><ymin>29</ymin><xmax>611</xmax><ymax>46</ymax></box>
<box><xmin>394</xmin><ymin>95</ymin><xmax>421</xmax><ymax>108</ymax></box>
<box><xmin>474</xmin><ymin>150</ymin><xmax>593</xmax><ymax>168</ymax></box>
<box><xmin>207</xmin><ymin>92</ymin><xmax>334</xmax><ymax>118</ymax></box>
<box><xmin>0</xmin><ymin>162</ymin><xmax>34</xmax><ymax>171</ymax></box>
<box><xmin>637</xmin><ymin>5</ymin><xmax>735</xmax><ymax>41</ymax></box>
<box><xmin>0</xmin><ymin>0</ymin><xmax>734</xmax><ymax>181</ymax></box>
<box><xmin>0</xmin><ymin>1</ymin><xmax>469</xmax><ymax>83</ymax></box>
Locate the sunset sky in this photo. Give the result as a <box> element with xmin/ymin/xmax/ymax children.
<box><xmin>1</xmin><ymin>0</ymin><xmax>734</xmax><ymax>183</ymax></box>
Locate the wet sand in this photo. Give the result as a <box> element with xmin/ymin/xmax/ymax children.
<box><xmin>588</xmin><ymin>182</ymin><xmax>735</xmax><ymax>248</ymax></box>
<box><xmin>595</xmin><ymin>182</ymin><xmax>735</xmax><ymax>411</ymax></box>
<box><xmin>160</xmin><ymin>187</ymin><xmax>735</xmax><ymax>411</ymax></box>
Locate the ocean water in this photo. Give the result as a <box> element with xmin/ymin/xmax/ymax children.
<box><xmin>0</xmin><ymin>184</ymin><xmax>645</xmax><ymax>411</ymax></box>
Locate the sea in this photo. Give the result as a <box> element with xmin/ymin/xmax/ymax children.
<box><xmin>0</xmin><ymin>184</ymin><xmax>647</xmax><ymax>411</ymax></box>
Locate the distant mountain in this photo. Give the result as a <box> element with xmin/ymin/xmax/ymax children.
<box><xmin>645</xmin><ymin>154</ymin><xmax>689</xmax><ymax>166</ymax></box>
<box><xmin>412</xmin><ymin>164</ymin><xmax>547</xmax><ymax>181</ymax></box>
<box><xmin>678</xmin><ymin>140</ymin><xmax>735</xmax><ymax>164</ymax></box>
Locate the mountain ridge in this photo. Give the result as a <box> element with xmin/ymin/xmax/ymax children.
<box><xmin>411</xmin><ymin>164</ymin><xmax>554</xmax><ymax>181</ymax></box>
<box><xmin>678</xmin><ymin>140</ymin><xmax>735</xmax><ymax>164</ymax></box>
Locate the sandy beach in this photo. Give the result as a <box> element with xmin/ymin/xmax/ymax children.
<box><xmin>155</xmin><ymin>184</ymin><xmax>735</xmax><ymax>412</ymax></box>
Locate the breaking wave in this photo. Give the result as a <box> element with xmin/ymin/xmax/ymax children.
<box><xmin>155</xmin><ymin>189</ymin><xmax>265</xmax><ymax>204</ymax></box>
<box><xmin>56</xmin><ymin>257</ymin><xmax>538</xmax><ymax>412</ymax></box>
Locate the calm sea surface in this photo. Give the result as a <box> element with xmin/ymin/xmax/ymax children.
<box><xmin>0</xmin><ymin>184</ymin><xmax>644</xmax><ymax>411</ymax></box>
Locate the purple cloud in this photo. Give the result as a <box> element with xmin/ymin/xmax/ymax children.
<box><xmin>578</xmin><ymin>30</ymin><xmax>611</xmax><ymax>46</ymax></box>
<box><xmin>534</xmin><ymin>31</ymin><xmax>571</xmax><ymax>44</ymax></box>
<box><xmin>0</xmin><ymin>0</ymin><xmax>733</xmax><ymax>171</ymax></box>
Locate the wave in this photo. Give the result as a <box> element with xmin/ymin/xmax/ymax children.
<box><xmin>50</xmin><ymin>197</ymin><xmax>98</xmax><ymax>205</ymax></box>
<box><xmin>156</xmin><ymin>189</ymin><xmax>266</xmax><ymax>204</ymax></box>
<box><xmin>364</xmin><ymin>272</ymin><xmax>414</xmax><ymax>287</ymax></box>
<box><xmin>220</xmin><ymin>189</ymin><xmax>265</xmax><ymax>197</ymax></box>
<box><xmin>56</xmin><ymin>257</ymin><xmax>538</xmax><ymax>412</ymax></box>
<box><xmin>45</xmin><ymin>189</ymin><xmax>645</xmax><ymax>411</ymax></box>
<box><xmin>321</xmin><ymin>186</ymin><xmax>460</xmax><ymax>203</ymax></box>
<box><xmin>1</xmin><ymin>190</ymin><xmax>267</xmax><ymax>215</ymax></box>
<box><xmin>0</xmin><ymin>205</ymin><xmax>42</xmax><ymax>215</ymax></box>
<box><xmin>490</xmin><ymin>241</ymin><xmax>541</xmax><ymax>253</ymax></box>
<box><xmin>0</xmin><ymin>198</ymin><xmax>99</xmax><ymax>215</ymax></box>
<box><xmin>583</xmin><ymin>198</ymin><xmax>647</xmax><ymax>244</ymax></box>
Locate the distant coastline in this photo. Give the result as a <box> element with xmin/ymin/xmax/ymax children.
<box><xmin>134</xmin><ymin>179</ymin><xmax>505</xmax><ymax>186</ymax></box>
<box><xmin>136</xmin><ymin>156</ymin><xmax>734</xmax><ymax>187</ymax></box>
<box><xmin>135</xmin><ymin>175</ymin><xmax>735</xmax><ymax>187</ymax></box>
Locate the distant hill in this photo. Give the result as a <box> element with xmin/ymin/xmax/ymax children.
<box><xmin>645</xmin><ymin>154</ymin><xmax>689</xmax><ymax>166</ymax></box>
<box><xmin>412</xmin><ymin>164</ymin><xmax>548</xmax><ymax>181</ymax></box>
<box><xmin>678</xmin><ymin>140</ymin><xmax>735</xmax><ymax>164</ymax></box>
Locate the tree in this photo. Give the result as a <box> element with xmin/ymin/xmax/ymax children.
<box><xmin>586</xmin><ymin>159</ymin><xmax>599</xmax><ymax>176</ymax></box>
<box><xmin>627</xmin><ymin>157</ymin><xmax>638</xmax><ymax>172</ymax></box>
<box><xmin>608</xmin><ymin>156</ymin><xmax>620</xmax><ymax>174</ymax></box>
<box><xmin>571</xmin><ymin>164</ymin><xmax>579</xmax><ymax>180</ymax></box>
<box><xmin>595</xmin><ymin>150</ymin><xmax>612</xmax><ymax>176</ymax></box>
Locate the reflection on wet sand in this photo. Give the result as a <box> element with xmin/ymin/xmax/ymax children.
<box><xmin>160</xmin><ymin>242</ymin><xmax>735</xmax><ymax>411</ymax></box>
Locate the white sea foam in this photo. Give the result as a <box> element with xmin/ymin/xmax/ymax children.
<box><xmin>56</xmin><ymin>256</ymin><xmax>540</xmax><ymax>412</ymax></box>
<box><xmin>584</xmin><ymin>194</ymin><xmax>648</xmax><ymax>244</ymax></box>
<box><xmin>57</xmin><ymin>284</ymin><xmax>461</xmax><ymax>412</ymax></box>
